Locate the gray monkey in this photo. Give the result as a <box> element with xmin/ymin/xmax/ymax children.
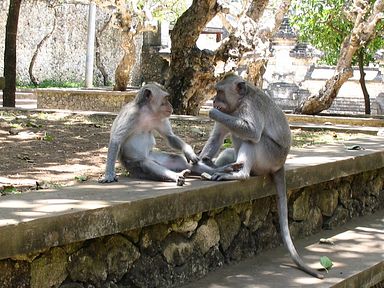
<box><xmin>99</xmin><ymin>83</ymin><xmax>214</xmax><ymax>186</ymax></box>
<box><xmin>200</xmin><ymin>74</ymin><xmax>324</xmax><ymax>279</ymax></box>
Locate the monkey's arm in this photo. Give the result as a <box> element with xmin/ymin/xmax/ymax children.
<box><xmin>157</xmin><ymin>120</ymin><xmax>199</xmax><ymax>163</ymax></box>
<box><xmin>199</xmin><ymin>123</ymin><xmax>229</xmax><ymax>161</ymax></box>
<box><xmin>99</xmin><ymin>113</ymin><xmax>136</xmax><ymax>183</ymax></box>
<box><xmin>209</xmin><ymin>108</ymin><xmax>264</xmax><ymax>143</ymax></box>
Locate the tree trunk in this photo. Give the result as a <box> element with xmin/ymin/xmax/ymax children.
<box><xmin>113</xmin><ymin>32</ymin><xmax>136</xmax><ymax>91</ymax></box>
<box><xmin>295</xmin><ymin>0</ymin><xmax>384</xmax><ymax>114</ymax></box>
<box><xmin>29</xmin><ymin>6</ymin><xmax>57</xmax><ymax>87</ymax></box>
<box><xmin>358</xmin><ymin>49</ymin><xmax>370</xmax><ymax>114</ymax></box>
<box><xmin>95</xmin><ymin>16</ymin><xmax>112</xmax><ymax>86</ymax></box>
<box><xmin>166</xmin><ymin>0</ymin><xmax>290</xmax><ymax>115</ymax></box>
<box><xmin>166</xmin><ymin>0</ymin><xmax>220</xmax><ymax>115</ymax></box>
<box><xmin>214</xmin><ymin>0</ymin><xmax>290</xmax><ymax>87</ymax></box>
<box><xmin>3</xmin><ymin>0</ymin><xmax>22</xmax><ymax>107</ymax></box>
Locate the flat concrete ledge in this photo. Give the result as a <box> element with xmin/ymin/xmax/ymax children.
<box><xmin>0</xmin><ymin>136</ymin><xmax>383</xmax><ymax>261</ymax></box>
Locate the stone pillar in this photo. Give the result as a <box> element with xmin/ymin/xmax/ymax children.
<box><xmin>85</xmin><ymin>2</ymin><xmax>96</xmax><ymax>88</ymax></box>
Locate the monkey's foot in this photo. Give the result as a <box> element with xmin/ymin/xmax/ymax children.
<box><xmin>98</xmin><ymin>175</ymin><xmax>118</xmax><ymax>183</ymax></box>
<box><xmin>211</xmin><ymin>172</ymin><xmax>231</xmax><ymax>181</ymax></box>
<box><xmin>176</xmin><ymin>169</ymin><xmax>191</xmax><ymax>186</ymax></box>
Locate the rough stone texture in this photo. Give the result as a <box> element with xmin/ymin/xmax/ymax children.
<box><xmin>68</xmin><ymin>239</ymin><xmax>109</xmax><ymax>286</ymax></box>
<box><xmin>162</xmin><ymin>233</ymin><xmax>193</xmax><ymax>266</ymax></box>
<box><xmin>30</xmin><ymin>247</ymin><xmax>68</xmax><ymax>288</ymax></box>
<box><xmin>192</xmin><ymin>218</ymin><xmax>220</xmax><ymax>255</ymax></box>
<box><xmin>104</xmin><ymin>235</ymin><xmax>140</xmax><ymax>282</ymax></box>
<box><xmin>0</xmin><ymin>259</ymin><xmax>30</xmax><ymax>288</ymax></box>
<box><xmin>247</xmin><ymin>197</ymin><xmax>271</xmax><ymax>232</ymax></box>
<box><xmin>170</xmin><ymin>213</ymin><xmax>202</xmax><ymax>236</ymax></box>
<box><xmin>0</xmin><ymin>1</ymin><xmax>123</xmax><ymax>86</ymax></box>
<box><xmin>215</xmin><ymin>209</ymin><xmax>241</xmax><ymax>251</ymax></box>
<box><xmin>0</xmin><ymin>169</ymin><xmax>382</xmax><ymax>287</ymax></box>
<box><xmin>36</xmin><ymin>89</ymin><xmax>137</xmax><ymax>112</ymax></box>
<box><xmin>292</xmin><ymin>189</ymin><xmax>311</xmax><ymax>221</ymax></box>
<box><xmin>318</xmin><ymin>189</ymin><xmax>339</xmax><ymax>217</ymax></box>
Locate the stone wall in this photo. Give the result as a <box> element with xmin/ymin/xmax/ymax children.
<box><xmin>35</xmin><ymin>88</ymin><xmax>137</xmax><ymax>112</ymax></box>
<box><xmin>1</xmin><ymin>168</ymin><xmax>383</xmax><ymax>288</ymax></box>
<box><xmin>0</xmin><ymin>0</ymin><xmax>124</xmax><ymax>86</ymax></box>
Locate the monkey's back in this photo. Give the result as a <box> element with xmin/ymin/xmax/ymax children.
<box><xmin>248</xmin><ymin>86</ymin><xmax>291</xmax><ymax>151</ymax></box>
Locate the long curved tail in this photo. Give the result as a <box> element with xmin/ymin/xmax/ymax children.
<box><xmin>272</xmin><ymin>167</ymin><xmax>324</xmax><ymax>279</ymax></box>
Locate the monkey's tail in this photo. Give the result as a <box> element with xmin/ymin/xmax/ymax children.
<box><xmin>272</xmin><ymin>167</ymin><xmax>324</xmax><ymax>279</ymax></box>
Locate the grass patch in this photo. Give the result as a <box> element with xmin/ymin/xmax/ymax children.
<box><xmin>17</xmin><ymin>79</ymin><xmax>84</xmax><ymax>89</ymax></box>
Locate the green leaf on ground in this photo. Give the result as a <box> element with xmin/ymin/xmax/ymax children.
<box><xmin>320</xmin><ymin>256</ymin><xmax>333</xmax><ymax>272</ymax></box>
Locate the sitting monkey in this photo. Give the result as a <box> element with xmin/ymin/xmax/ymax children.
<box><xmin>200</xmin><ymin>74</ymin><xmax>324</xmax><ymax>278</ymax></box>
<box><xmin>99</xmin><ymin>83</ymin><xmax>214</xmax><ymax>186</ymax></box>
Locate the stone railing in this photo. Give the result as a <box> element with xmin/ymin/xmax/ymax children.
<box><xmin>0</xmin><ymin>137</ymin><xmax>383</xmax><ymax>288</ymax></box>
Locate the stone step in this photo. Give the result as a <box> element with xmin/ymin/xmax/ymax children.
<box><xmin>182</xmin><ymin>209</ymin><xmax>384</xmax><ymax>288</ymax></box>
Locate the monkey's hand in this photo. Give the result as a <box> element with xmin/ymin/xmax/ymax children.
<box><xmin>208</xmin><ymin>108</ymin><xmax>222</xmax><ymax>120</ymax></box>
<box><xmin>98</xmin><ymin>174</ymin><xmax>118</xmax><ymax>183</ymax></box>
<box><xmin>183</xmin><ymin>146</ymin><xmax>199</xmax><ymax>164</ymax></box>
<box><xmin>201</xmin><ymin>156</ymin><xmax>216</xmax><ymax>168</ymax></box>
<box><xmin>176</xmin><ymin>169</ymin><xmax>191</xmax><ymax>186</ymax></box>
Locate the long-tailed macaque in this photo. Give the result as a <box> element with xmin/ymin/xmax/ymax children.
<box><xmin>200</xmin><ymin>74</ymin><xmax>324</xmax><ymax>279</ymax></box>
<box><xmin>99</xmin><ymin>83</ymin><xmax>214</xmax><ymax>186</ymax></box>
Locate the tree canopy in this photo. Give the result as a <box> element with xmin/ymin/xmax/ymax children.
<box><xmin>291</xmin><ymin>0</ymin><xmax>384</xmax><ymax>66</ymax></box>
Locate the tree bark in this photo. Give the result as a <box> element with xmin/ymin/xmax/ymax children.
<box><xmin>95</xmin><ymin>16</ymin><xmax>112</xmax><ymax>86</ymax></box>
<box><xmin>166</xmin><ymin>0</ymin><xmax>290</xmax><ymax>115</ymax></box>
<box><xmin>113</xmin><ymin>32</ymin><xmax>136</xmax><ymax>91</ymax></box>
<box><xmin>215</xmin><ymin>0</ymin><xmax>290</xmax><ymax>87</ymax></box>
<box><xmin>358</xmin><ymin>49</ymin><xmax>371</xmax><ymax>114</ymax></box>
<box><xmin>29</xmin><ymin>6</ymin><xmax>57</xmax><ymax>87</ymax></box>
<box><xmin>3</xmin><ymin>0</ymin><xmax>22</xmax><ymax>107</ymax></box>
<box><xmin>295</xmin><ymin>0</ymin><xmax>384</xmax><ymax>114</ymax></box>
<box><xmin>166</xmin><ymin>0</ymin><xmax>220</xmax><ymax>115</ymax></box>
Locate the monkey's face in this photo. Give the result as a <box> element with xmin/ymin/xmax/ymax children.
<box><xmin>213</xmin><ymin>88</ymin><xmax>239</xmax><ymax>114</ymax></box>
<box><xmin>158</xmin><ymin>95</ymin><xmax>173</xmax><ymax>118</ymax></box>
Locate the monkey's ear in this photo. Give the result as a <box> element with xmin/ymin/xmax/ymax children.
<box><xmin>136</xmin><ymin>88</ymin><xmax>153</xmax><ymax>107</ymax></box>
<box><xmin>236</xmin><ymin>81</ymin><xmax>247</xmax><ymax>96</ymax></box>
<box><xmin>143</xmin><ymin>88</ymin><xmax>152</xmax><ymax>100</ymax></box>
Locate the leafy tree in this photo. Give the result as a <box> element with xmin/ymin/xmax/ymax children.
<box><xmin>291</xmin><ymin>0</ymin><xmax>384</xmax><ymax>114</ymax></box>
<box><xmin>167</xmin><ymin>0</ymin><xmax>291</xmax><ymax>115</ymax></box>
<box><xmin>3</xmin><ymin>0</ymin><xmax>22</xmax><ymax>107</ymax></box>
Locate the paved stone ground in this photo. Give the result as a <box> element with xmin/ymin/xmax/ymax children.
<box><xmin>182</xmin><ymin>209</ymin><xmax>384</xmax><ymax>288</ymax></box>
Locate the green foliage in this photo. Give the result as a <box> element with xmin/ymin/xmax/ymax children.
<box><xmin>75</xmin><ymin>175</ymin><xmax>88</xmax><ymax>182</ymax></box>
<box><xmin>290</xmin><ymin>0</ymin><xmax>384</xmax><ymax>65</ymax></box>
<box><xmin>320</xmin><ymin>256</ymin><xmax>333</xmax><ymax>272</ymax></box>
<box><xmin>222</xmin><ymin>138</ymin><xmax>233</xmax><ymax>149</ymax></box>
<box><xmin>17</xmin><ymin>79</ymin><xmax>83</xmax><ymax>89</ymax></box>
<box><xmin>1</xmin><ymin>186</ymin><xmax>21</xmax><ymax>195</ymax></box>
<box><xmin>42</xmin><ymin>132</ymin><xmax>55</xmax><ymax>142</ymax></box>
<box><xmin>152</xmin><ymin>0</ymin><xmax>190</xmax><ymax>23</ymax></box>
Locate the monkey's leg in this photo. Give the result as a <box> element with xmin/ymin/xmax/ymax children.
<box><xmin>139</xmin><ymin>158</ymin><xmax>190</xmax><ymax>186</ymax></box>
<box><xmin>214</xmin><ymin>148</ymin><xmax>236</xmax><ymax>167</ymax></box>
<box><xmin>211</xmin><ymin>143</ymin><xmax>255</xmax><ymax>180</ymax></box>
<box><xmin>149</xmin><ymin>151</ymin><xmax>220</xmax><ymax>176</ymax></box>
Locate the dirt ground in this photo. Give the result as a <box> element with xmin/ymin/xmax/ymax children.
<box><xmin>0</xmin><ymin>109</ymin><xmax>365</xmax><ymax>194</ymax></box>
<box><xmin>0</xmin><ymin>110</ymin><xmax>217</xmax><ymax>193</ymax></box>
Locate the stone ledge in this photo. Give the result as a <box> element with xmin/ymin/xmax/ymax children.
<box><xmin>35</xmin><ymin>88</ymin><xmax>138</xmax><ymax>112</ymax></box>
<box><xmin>0</xmin><ymin>137</ymin><xmax>383</xmax><ymax>261</ymax></box>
